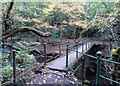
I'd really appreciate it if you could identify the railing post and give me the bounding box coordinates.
[59,41,61,55]
[96,51,102,86]
[76,41,78,58]
[44,43,47,66]
[81,56,85,80]
[13,50,16,86]
[66,42,69,68]
[86,39,87,50]
[82,40,84,53]
[112,54,119,86]
[68,40,70,52]
[88,39,89,48]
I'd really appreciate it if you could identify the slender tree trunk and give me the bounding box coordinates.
[3,1,14,31]
[2,0,14,44]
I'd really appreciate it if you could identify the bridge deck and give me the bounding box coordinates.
[46,42,93,70]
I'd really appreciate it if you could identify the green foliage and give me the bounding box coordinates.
[44,9,67,26]
[12,2,48,18]
[10,2,49,27]
[3,2,88,39]
[87,2,115,20]
[1,51,37,83]
[1,44,38,83]
[3,1,119,40]
[84,2,116,38]
[16,53,36,67]
[2,65,13,82]
[109,1,120,43]
[117,48,120,55]
[51,30,60,38]
[15,41,41,51]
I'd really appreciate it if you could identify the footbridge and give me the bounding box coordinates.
[46,40,94,71]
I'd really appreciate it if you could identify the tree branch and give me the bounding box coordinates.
[2,27,51,39]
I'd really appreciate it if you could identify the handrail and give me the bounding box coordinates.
[16,50,29,54]
[67,42,82,49]
[99,75,120,84]
[70,50,97,59]
[100,58,120,65]
[2,41,65,85]
[2,63,45,85]
[65,39,94,68]
[65,40,120,86]
[73,63,81,74]
[3,39,119,86]
[16,63,42,79]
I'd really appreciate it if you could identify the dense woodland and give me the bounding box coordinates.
[2,1,120,41]
[0,0,120,86]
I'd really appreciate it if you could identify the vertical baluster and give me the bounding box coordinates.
[13,50,16,86]
[59,41,61,55]
[82,40,84,53]
[44,43,47,66]
[96,51,102,86]
[66,42,69,68]
[76,41,78,58]
[86,39,87,50]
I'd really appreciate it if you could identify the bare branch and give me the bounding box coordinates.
[2,27,51,39]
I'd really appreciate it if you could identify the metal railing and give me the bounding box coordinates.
[65,40,83,68]
[2,41,63,86]
[65,39,120,86]
[2,38,72,85]
[3,38,119,86]
[97,56,120,86]
[2,44,46,86]
[65,39,94,69]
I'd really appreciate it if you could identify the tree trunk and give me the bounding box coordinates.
[3,1,14,31]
